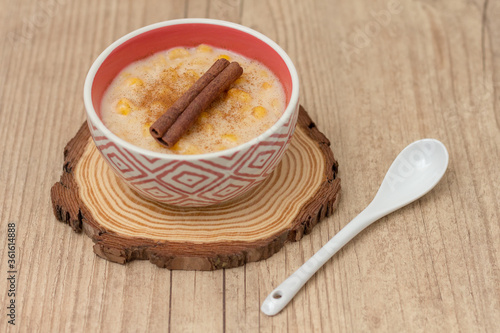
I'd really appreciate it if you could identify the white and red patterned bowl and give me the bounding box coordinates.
[83,19,299,207]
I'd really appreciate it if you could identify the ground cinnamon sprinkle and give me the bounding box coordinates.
[143,79,244,137]
[150,60,243,147]
[138,70,188,125]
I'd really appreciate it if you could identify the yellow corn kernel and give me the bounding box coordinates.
[227,89,252,103]
[185,69,200,80]
[241,105,252,113]
[152,54,167,67]
[271,98,279,108]
[160,68,179,82]
[198,111,210,122]
[222,134,238,142]
[126,77,143,88]
[183,145,201,155]
[170,141,183,152]
[234,77,247,85]
[190,58,208,66]
[152,141,165,150]
[116,98,132,115]
[260,70,269,77]
[168,48,190,60]
[139,65,153,73]
[245,64,258,73]
[197,44,213,53]
[252,106,268,119]
[217,54,231,61]
[142,122,152,137]
[120,72,132,79]
[203,123,214,134]
[262,81,272,89]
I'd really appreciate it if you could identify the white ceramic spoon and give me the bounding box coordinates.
[261,139,449,316]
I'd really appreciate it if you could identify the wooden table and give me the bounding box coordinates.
[1,0,499,331]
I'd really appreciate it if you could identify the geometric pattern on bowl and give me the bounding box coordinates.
[88,105,298,207]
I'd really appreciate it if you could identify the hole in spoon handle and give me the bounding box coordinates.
[272,291,282,299]
[261,275,306,316]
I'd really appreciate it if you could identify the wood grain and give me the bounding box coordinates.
[0,0,499,331]
[50,108,340,270]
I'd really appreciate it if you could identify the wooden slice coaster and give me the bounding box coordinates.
[51,106,341,270]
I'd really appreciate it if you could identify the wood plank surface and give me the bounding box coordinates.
[0,0,499,331]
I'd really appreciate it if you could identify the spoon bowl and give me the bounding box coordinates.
[261,139,449,316]
[371,138,449,216]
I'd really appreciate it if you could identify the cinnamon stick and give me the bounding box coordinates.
[149,58,230,139]
[157,61,243,148]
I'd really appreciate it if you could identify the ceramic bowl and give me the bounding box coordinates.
[83,18,299,207]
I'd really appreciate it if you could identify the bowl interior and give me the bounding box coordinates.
[91,23,294,119]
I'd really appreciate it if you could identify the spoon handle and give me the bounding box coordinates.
[261,206,381,316]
